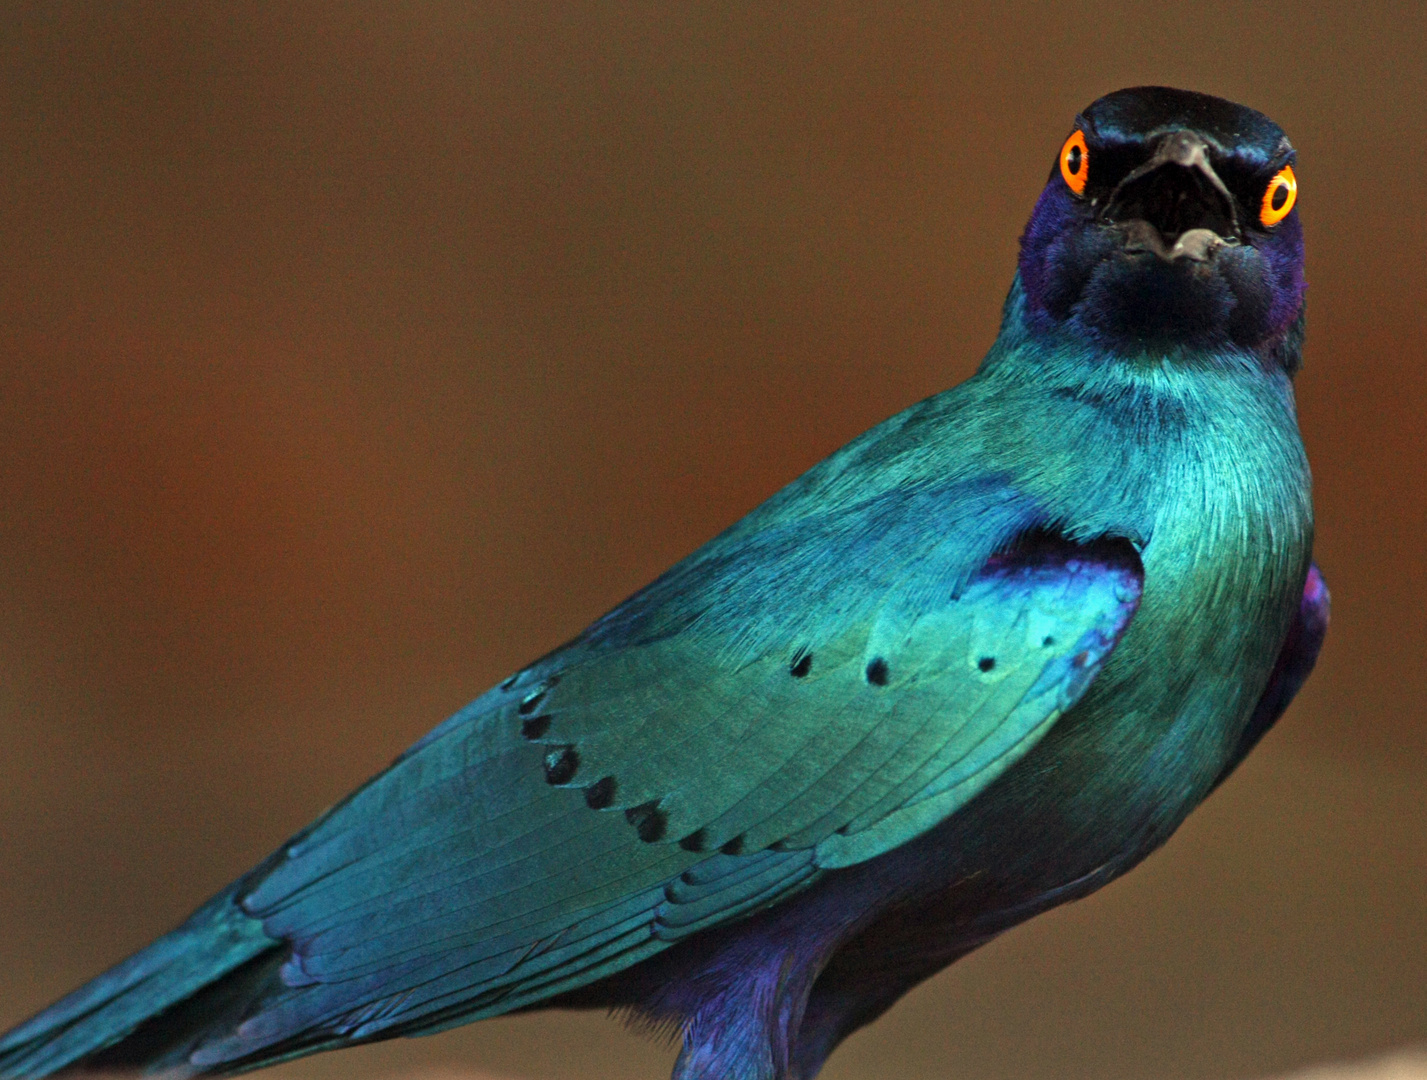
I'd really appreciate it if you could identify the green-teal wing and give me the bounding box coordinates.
[198,489,1141,1065]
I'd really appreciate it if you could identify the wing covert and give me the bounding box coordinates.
[208,490,1142,1066]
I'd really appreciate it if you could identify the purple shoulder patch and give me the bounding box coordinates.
[1216,563,1329,784]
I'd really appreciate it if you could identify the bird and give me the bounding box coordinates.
[0,85,1329,1080]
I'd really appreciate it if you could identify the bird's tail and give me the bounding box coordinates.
[0,883,282,1078]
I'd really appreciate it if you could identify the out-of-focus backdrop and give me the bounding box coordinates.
[1,4,1423,1079]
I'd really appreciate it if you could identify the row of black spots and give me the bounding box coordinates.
[543,746,579,785]
[533,732,639,824]
[625,801,668,843]
[790,649,898,686]
[789,648,813,678]
[675,828,746,855]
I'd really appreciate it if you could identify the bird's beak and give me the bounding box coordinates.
[1101,130,1241,263]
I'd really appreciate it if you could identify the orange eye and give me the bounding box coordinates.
[1260,164,1297,227]
[1059,129,1089,195]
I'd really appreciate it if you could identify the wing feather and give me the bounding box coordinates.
[204,485,1141,1065]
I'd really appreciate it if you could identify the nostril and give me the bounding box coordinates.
[1160,130,1208,167]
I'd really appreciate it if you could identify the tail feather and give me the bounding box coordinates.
[0,887,279,1078]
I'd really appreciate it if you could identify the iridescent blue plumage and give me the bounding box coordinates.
[0,86,1328,1080]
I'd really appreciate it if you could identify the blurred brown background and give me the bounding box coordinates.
[0,4,1423,1079]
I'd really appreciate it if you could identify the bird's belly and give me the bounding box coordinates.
[812,686,1254,992]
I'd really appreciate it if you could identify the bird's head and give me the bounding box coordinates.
[1017,86,1304,364]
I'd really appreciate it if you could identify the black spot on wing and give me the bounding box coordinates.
[543,747,579,785]
[865,657,889,686]
[517,675,561,714]
[584,776,617,809]
[625,801,668,843]
[521,715,552,740]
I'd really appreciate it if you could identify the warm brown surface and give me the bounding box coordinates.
[1281,1052,1427,1080]
[1,5,1423,1080]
